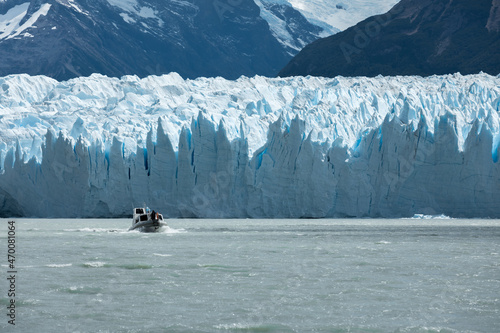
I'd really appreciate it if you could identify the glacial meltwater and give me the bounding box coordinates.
[1,218,499,333]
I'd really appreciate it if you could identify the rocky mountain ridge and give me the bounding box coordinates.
[279,0,500,77]
[0,0,325,80]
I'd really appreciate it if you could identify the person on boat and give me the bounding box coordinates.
[151,209,156,221]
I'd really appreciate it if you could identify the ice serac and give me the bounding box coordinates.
[0,73,499,218]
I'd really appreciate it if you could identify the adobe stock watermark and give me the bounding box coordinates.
[213,0,243,22]
[145,63,164,77]
[340,5,404,64]
[191,167,234,217]
[6,221,17,326]
[233,246,326,329]
[382,127,436,192]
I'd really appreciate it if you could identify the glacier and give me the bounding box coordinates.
[278,0,399,31]
[0,73,499,218]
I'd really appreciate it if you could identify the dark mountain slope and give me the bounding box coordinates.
[0,0,325,80]
[279,0,500,77]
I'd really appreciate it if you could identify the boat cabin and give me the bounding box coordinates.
[133,208,164,224]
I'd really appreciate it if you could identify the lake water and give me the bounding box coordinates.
[1,218,499,333]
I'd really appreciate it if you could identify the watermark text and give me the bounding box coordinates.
[6,220,16,326]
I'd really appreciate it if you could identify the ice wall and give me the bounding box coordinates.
[0,73,499,218]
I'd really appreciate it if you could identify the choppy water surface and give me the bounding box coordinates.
[1,218,499,332]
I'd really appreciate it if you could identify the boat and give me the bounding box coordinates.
[129,207,168,232]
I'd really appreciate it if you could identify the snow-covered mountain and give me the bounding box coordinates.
[1,73,499,218]
[0,0,327,80]
[0,0,404,80]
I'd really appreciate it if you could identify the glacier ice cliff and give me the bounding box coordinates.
[0,73,499,218]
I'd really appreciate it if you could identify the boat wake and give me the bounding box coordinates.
[63,228,128,233]
[127,226,186,234]
[406,214,453,220]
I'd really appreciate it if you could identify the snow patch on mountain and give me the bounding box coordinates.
[0,3,29,40]
[283,0,400,31]
[107,0,163,27]
[56,0,89,16]
[106,0,138,13]
[0,2,51,40]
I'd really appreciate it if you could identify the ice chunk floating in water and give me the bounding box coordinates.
[0,73,499,218]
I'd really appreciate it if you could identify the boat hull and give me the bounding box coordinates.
[129,220,168,232]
